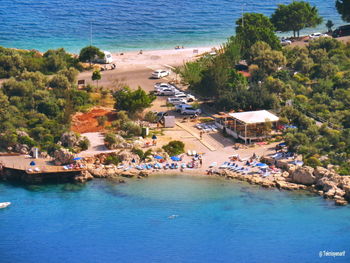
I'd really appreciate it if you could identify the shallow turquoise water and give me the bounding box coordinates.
[0,175,349,263]
[0,0,344,52]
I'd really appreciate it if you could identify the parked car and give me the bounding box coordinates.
[175,104,201,115]
[152,70,170,79]
[332,25,350,38]
[154,82,174,91]
[167,97,187,105]
[174,92,196,102]
[280,39,292,46]
[157,88,177,96]
[308,32,330,39]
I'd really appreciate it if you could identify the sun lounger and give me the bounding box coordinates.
[209,125,217,132]
[243,168,250,174]
[220,162,229,169]
[209,162,217,168]
[195,124,203,129]
[262,172,270,177]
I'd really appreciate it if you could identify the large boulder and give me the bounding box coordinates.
[14,144,30,154]
[314,166,330,179]
[53,148,74,165]
[290,166,316,185]
[316,177,338,192]
[16,130,29,138]
[60,132,79,148]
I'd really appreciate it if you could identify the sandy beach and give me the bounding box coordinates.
[77,46,216,90]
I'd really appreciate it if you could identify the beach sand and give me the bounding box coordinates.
[77,46,216,90]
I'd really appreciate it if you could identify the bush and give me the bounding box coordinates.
[78,137,90,151]
[144,111,157,123]
[104,155,122,165]
[113,86,156,115]
[104,132,117,147]
[18,135,36,147]
[304,156,322,168]
[131,148,153,161]
[97,116,107,127]
[162,140,185,156]
[121,121,142,137]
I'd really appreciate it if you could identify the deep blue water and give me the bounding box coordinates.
[0,0,344,53]
[0,175,349,263]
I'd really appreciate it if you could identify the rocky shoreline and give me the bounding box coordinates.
[75,153,350,206]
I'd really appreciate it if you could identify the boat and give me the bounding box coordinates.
[0,202,11,209]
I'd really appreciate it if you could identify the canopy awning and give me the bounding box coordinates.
[228,110,279,124]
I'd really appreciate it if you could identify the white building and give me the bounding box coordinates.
[213,110,279,144]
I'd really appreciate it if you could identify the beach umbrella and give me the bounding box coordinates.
[73,157,82,161]
[278,142,286,147]
[154,155,163,160]
[152,135,157,140]
[170,156,181,161]
[30,161,36,166]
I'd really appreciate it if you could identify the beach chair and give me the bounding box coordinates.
[219,162,229,169]
[209,162,217,168]
[243,168,250,175]
[262,172,271,177]
[210,125,217,132]
[195,124,203,130]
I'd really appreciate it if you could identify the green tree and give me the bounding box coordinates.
[92,70,102,88]
[43,48,68,72]
[113,86,156,115]
[79,46,104,66]
[236,13,281,57]
[162,140,185,156]
[326,20,334,32]
[97,115,107,127]
[271,1,323,37]
[49,74,71,90]
[336,0,350,22]
[249,42,287,76]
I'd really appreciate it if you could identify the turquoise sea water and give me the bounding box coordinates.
[0,175,349,263]
[0,0,344,53]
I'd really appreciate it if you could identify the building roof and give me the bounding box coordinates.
[228,110,279,124]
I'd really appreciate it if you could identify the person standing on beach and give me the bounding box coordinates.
[199,157,203,167]
[200,131,203,140]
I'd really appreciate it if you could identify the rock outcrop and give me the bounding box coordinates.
[14,144,30,155]
[290,166,316,185]
[74,170,94,183]
[53,148,74,165]
[60,132,80,148]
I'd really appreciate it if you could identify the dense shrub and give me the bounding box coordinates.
[162,141,185,156]
[104,155,122,165]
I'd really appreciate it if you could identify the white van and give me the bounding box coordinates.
[94,51,113,64]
